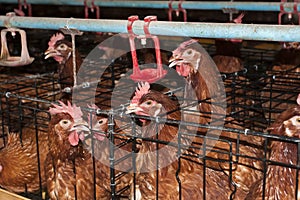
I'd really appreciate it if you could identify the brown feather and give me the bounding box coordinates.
[169,41,264,198]
[0,133,46,193]
[0,111,49,193]
[45,36,82,103]
[46,110,101,200]
[246,106,300,200]
[127,87,234,199]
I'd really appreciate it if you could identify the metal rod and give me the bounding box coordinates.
[0,0,299,12]
[71,34,77,87]
[1,15,300,42]
[108,110,116,198]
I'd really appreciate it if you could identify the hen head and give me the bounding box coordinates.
[86,104,108,142]
[283,114,300,138]
[169,39,202,77]
[283,42,300,50]
[268,94,300,137]
[49,101,89,148]
[44,32,72,64]
[126,82,179,125]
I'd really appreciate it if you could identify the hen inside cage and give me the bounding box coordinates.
[0,29,299,200]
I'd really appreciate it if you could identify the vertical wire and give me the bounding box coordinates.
[296,142,300,199]
[155,121,159,200]
[108,110,116,199]
[4,93,11,145]
[175,125,182,200]
[229,142,236,199]
[90,110,97,200]
[202,136,206,200]
[17,94,29,193]
[73,158,78,200]
[262,137,269,200]
[0,93,5,147]
[131,121,137,200]
[267,76,275,126]
[71,33,77,87]
[34,79,43,199]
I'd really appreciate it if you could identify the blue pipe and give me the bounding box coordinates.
[0,15,299,42]
[0,0,298,12]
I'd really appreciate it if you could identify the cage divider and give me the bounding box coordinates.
[262,136,269,200]
[176,126,182,200]
[155,120,159,200]
[108,110,116,198]
[202,136,206,200]
[131,120,137,200]
[90,111,97,200]
[296,142,300,199]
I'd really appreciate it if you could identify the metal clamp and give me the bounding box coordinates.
[14,0,32,16]
[168,0,187,22]
[127,15,167,83]
[222,8,239,22]
[84,0,100,19]
[278,0,300,25]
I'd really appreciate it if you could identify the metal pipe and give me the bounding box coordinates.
[0,15,300,42]
[0,0,298,12]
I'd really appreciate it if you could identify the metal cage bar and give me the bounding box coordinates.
[0,0,299,12]
[1,16,300,42]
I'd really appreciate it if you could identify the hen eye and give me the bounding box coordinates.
[98,120,104,124]
[57,44,67,50]
[296,118,300,123]
[59,119,71,129]
[145,101,152,105]
[186,50,192,55]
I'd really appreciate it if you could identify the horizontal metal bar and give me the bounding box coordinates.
[0,15,300,42]
[0,0,299,12]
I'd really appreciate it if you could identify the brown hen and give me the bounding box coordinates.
[45,101,102,200]
[44,33,82,102]
[169,40,264,198]
[0,131,47,194]
[246,94,300,200]
[126,82,234,199]
[0,111,49,194]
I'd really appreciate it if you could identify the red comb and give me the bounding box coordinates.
[173,39,198,55]
[49,101,83,121]
[131,82,150,104]
[48,33,65,49]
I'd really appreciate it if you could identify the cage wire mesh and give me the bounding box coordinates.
[0,37,299,199]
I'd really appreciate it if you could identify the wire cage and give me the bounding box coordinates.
[0,33,299,200]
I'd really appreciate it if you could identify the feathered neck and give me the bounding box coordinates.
[58,48,81,71]
[270,139,297,164]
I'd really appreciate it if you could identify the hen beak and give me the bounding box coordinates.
[44,49,60,59]
[169,56,183,68]
[126,104,143,114]
[71,119,90,133]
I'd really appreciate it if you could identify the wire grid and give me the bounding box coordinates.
[0,54,299,199]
